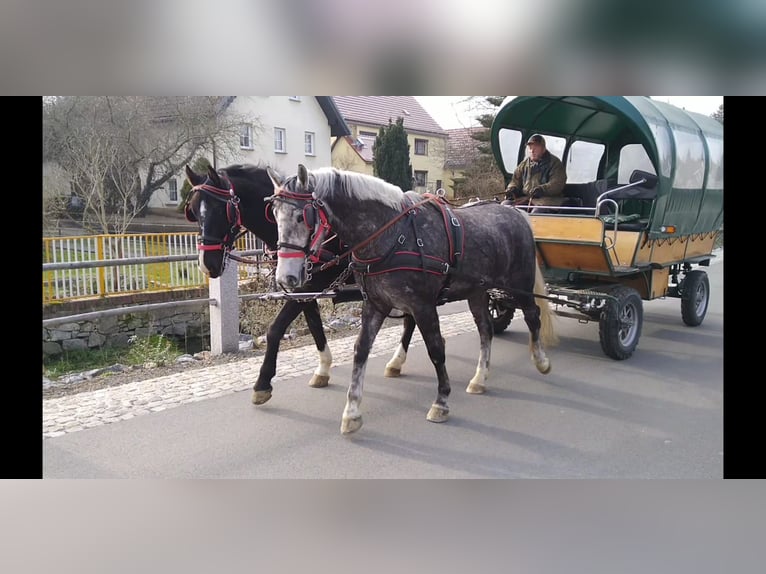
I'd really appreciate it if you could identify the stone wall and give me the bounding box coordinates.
[43,290,211,358]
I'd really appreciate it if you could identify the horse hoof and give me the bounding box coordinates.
[466,382,486,394]
[535,358,551,374]
[426,405,449,423]
[384,366,401,378]
[252,390,272,405]
[341,416,363,434]
[309,374,330,388]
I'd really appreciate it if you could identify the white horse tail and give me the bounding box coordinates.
[534,258,559,347]
[515,206,558,347]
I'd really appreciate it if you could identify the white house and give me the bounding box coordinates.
[149,96,350,209]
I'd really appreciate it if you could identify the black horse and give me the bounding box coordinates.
[267,164,557,434]
[183,163,420,405]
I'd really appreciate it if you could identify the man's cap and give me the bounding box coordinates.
[527,133,545,146]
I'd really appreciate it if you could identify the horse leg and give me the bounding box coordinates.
[520,297,552,374]
[465,291,493,394]
[341,302,388,435]
[410,306,451,423]
[384,313,416,377]
[302,300,332,388]
[252,300,304,405]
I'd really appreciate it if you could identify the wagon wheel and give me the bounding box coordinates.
[599,285,643,360]
[489,296,514,334]
[680,269,710,326]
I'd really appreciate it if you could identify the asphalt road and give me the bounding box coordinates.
[43,259,723,478]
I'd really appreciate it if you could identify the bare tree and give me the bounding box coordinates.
[43,96,259,234]
[711,102,724,125]
[450,97,507,202]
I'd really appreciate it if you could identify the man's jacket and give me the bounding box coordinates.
[506,151,567,206]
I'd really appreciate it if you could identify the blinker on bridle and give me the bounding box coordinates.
[265,182,333,265]
[185,176,245,254]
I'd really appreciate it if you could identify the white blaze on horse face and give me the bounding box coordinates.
[273,201,312,291]
[197,200,211,276]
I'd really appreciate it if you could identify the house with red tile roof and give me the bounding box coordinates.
[331,96,450,196]
[445,126,484,195]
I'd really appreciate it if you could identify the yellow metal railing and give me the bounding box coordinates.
[42,232,269,304]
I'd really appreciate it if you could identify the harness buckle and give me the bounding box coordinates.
[397,234,406,245]
[451,216,460,227]
[442,262,450,274]
[417,238,424,247]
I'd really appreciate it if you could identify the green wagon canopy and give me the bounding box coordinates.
[491,96,723,238]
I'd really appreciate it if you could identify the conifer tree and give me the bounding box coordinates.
[373,117,413,191]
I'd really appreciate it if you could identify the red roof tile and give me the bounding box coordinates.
[445,127,485,168]
[333,96,447,135]
[341,134,376,163]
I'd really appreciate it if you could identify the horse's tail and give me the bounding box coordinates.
[514,206,558,346]
[533,259,559,347]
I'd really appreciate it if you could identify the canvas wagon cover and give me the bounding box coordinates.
[491,96,723,238]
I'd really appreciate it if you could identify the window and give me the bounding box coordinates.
[274,127,286,153]
[304,131,315,156]
[566,141,605,183]
[288,96,301,101]
[414,170,427,187]
[168,178,178,202]
[359,130,377,137]
[414,139,428,155]
[240,124,253,149]
[618,144,655,184]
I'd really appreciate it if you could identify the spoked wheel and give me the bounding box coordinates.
[489,296,514,334]
[680,269,710,326]
[599,285,643,360]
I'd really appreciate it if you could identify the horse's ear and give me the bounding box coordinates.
[185,164,202,186]
[207,166,222,186]
[297,164,309,190]
[267,166,283,188]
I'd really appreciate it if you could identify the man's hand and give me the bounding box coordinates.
[505,186,519,201]
[530,186,544,199]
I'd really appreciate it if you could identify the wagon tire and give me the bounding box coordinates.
[489,297,514,334]
[599,286,643,360]
[680,270,709,327]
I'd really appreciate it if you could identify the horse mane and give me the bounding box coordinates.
[310,167,404,211]
[218,163,279,199]
[220,162,272,182]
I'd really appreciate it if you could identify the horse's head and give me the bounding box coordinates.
[267,164,327,291]
[183,164,242,278]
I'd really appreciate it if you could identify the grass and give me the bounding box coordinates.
[43,334,183,380]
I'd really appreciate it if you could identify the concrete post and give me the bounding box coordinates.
[208,260,239,355]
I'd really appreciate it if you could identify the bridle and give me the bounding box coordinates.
[184,176,247,260]
[265,181,334,274]
[267,177,441,275]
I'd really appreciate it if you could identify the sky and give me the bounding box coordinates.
[415,96,723,130]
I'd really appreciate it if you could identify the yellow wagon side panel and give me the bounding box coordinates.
[611,268,670,300]
[537,243,611,273]
[529,216,604,244]
[604,230,641,268]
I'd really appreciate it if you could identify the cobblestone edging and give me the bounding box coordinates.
[43,310,482,438]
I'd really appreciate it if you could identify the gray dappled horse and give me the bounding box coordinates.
[267,164,556,435]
